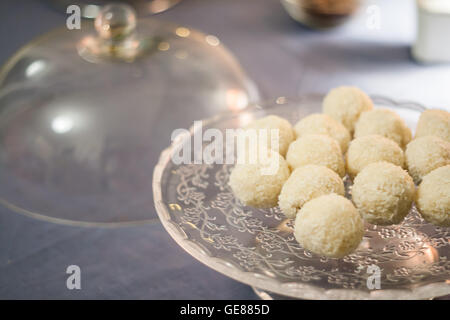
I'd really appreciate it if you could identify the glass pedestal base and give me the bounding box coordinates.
[252,287,299,300]
[251,287,445,300]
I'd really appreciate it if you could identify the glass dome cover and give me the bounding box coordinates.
[0,4,258,226]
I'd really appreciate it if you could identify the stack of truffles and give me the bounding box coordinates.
[229,86,450,258]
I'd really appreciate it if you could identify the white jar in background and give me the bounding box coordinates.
[413,0,450,63]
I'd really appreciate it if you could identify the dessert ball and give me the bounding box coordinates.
[354,108,412,149]
[294,194,364,258]
[416,165,450,227]
[245,115,295,157]
[322,86,374,133]
[294,113,351,152]
[286,134,345,177]
[278,165,345,219]
[405,135,450,184]
[415,109,450,142]
[346,135,405,179]
[352,162,415,225]
[229,150,290,208]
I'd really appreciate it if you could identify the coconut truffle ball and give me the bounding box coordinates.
[352,162,415,225]
[405,135,450,184]
[286,134,345,177]
[354,108,412,149]
[244,115,295,157]
[346,135,405,179]
[416,165,450,227]
[322,86,374,133]
[229,150,290,208]
[294,194,364,258]
[415,109,450,142]
[278,165,345,219]
[294,113,351,152]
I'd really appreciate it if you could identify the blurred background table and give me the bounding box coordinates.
[0,0,449,299]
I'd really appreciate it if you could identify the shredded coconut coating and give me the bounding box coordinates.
[415,109,450,142]
[294,194,364,258]
[322,86,374,133]
[278,165,344,219]
[245,115,295,157]
[352,162,415,225]
[405,135,450,184]
[294,113,351,152]
[229,150,290,208]
[416,165,450,227]
[286,134,345,177]
[346,135,405,179]
[354,108,412,149]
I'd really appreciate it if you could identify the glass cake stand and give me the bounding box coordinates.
[153,94,450,300]
[0,4,258,226]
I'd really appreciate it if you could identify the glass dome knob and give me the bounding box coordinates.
[78,3,150,62]
[95,4,137,41]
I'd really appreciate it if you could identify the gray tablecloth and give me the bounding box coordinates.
[0,0,448,299]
